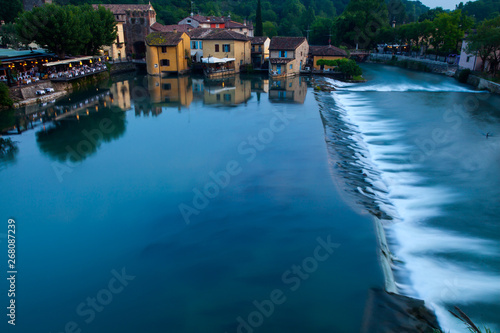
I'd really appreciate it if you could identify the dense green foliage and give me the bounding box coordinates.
[316,58,362,77]
[255,0,264,36]
[0,0,22,24]
[466,16,500,73]
[378,9,474,55]
[460,0,500,22]
[0,82,13,108]
[15,4,116,58]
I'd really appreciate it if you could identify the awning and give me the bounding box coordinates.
[43,56,100,67]
[202,57,235,64]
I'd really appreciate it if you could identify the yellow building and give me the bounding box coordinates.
[146,31,190,75]
[251,36,270,68]
[148,75,193,108]
[309,45,348,71]
[269,37,309,77]
[201,30,251,77]
[92,5,126,61]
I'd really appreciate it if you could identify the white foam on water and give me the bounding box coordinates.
[328,88,500,333]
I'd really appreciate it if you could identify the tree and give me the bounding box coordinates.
[263,21,278,37]
[0,23,22,49]
[316,58,362,78]
[81,5,117,56]
[467,16,500,73]
[15,4,116,59]
[255,0,264,36]
[0,0,22,24]
[310,17,335,45]
[431,10,473,55]
[336,0,389,49]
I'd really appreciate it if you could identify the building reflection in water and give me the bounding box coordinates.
[148,75,193,108]
[269,75,307,104]
[110,80,131,111]
[2,74,310,137]
[202,75,251,106]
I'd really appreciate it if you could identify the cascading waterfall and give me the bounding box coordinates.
[315,66,500,333]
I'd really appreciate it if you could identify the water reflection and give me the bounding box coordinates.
[3,74,310,164]
[148,76,193,108]
[202,76,251,106]
[35,87,127,163]
[269,76,307,104]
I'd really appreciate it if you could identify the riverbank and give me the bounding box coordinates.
[6,62,137,109]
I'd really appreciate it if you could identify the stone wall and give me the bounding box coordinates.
[369,53,457,75]
[467,75,500,94]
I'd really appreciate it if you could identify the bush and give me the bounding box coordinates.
[316,58,362,78]
[458,69,471,84]
[0,82,13,108]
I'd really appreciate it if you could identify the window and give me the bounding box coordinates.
[240,28,242,31]
[191,41,197,49]
[215,44,220,52]
[280,50,287,57]
[224,94,231,101]
[187,19,191,23]
[289,64,293,70]
[289,82,292,87]
[161,46,167,53]
[161,59,170,66]
[163,83,171,90]
[467,56,471,63]
[199,41,203,49]
[216,94,221,101]
[240,60,243,65]
[216,24,220,28]
[223,44,230,52]
[258,46,262,52]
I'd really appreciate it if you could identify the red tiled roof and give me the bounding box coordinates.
[251,36,269,45]
[190,14,226,24]
[225,20,253,29]
[187,28,216,39]
[309,45,347,57]
[91,4,153,15]
[151,23,191,33]
[269,37,307,51]
[145,32,185,46]
[202,29,250,41]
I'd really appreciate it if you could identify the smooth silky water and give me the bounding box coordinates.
[318,64,500,332]
[1,74,383,333]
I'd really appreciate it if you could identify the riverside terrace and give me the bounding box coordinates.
[0,51,110,86]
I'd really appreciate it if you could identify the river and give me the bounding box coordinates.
[0,66,499,333]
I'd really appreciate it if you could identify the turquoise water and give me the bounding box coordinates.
[318,64,500,332]
[2,66,499,333]
[1,75,383,333]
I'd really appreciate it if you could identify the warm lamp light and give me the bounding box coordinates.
[69,64,72,67]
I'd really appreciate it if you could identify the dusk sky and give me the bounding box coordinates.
[417,0,463,10]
